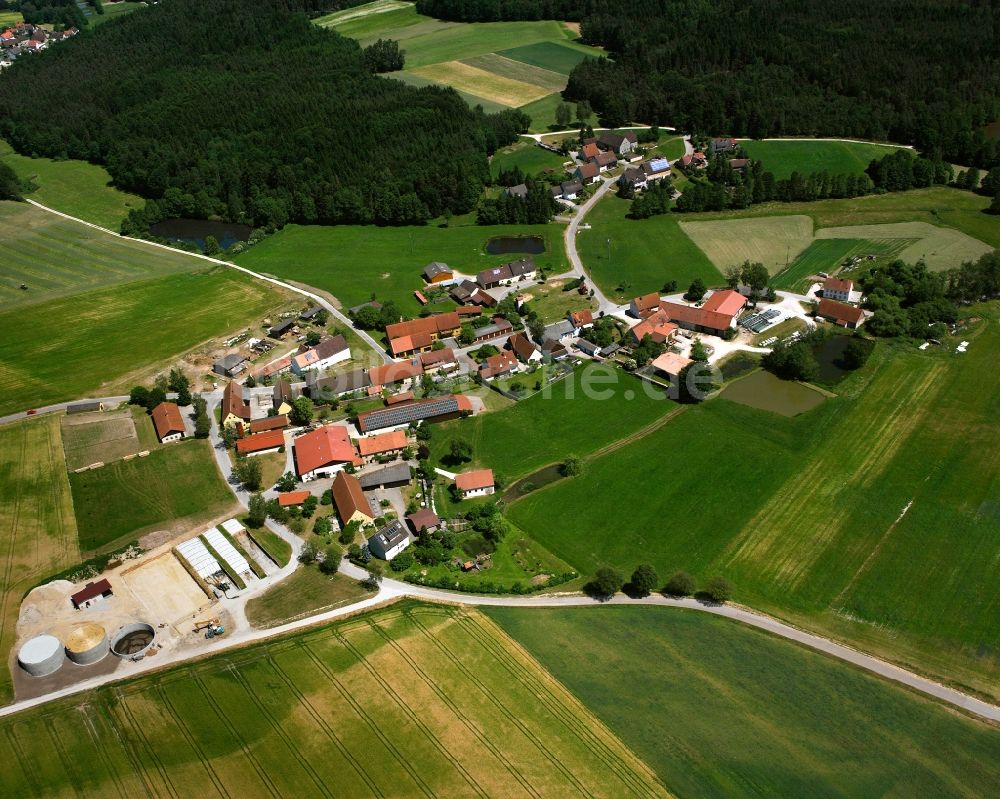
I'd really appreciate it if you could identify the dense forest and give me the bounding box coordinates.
[1,0,88,29]
[0,0,525,229]
[417,0,1000,169]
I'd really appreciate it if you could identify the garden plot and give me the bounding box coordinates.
[61,410,141,471]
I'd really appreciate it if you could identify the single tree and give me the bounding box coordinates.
[128,386,150,408]
[989,191,1000,216]
[276,471,298,492]
[204,235,221,256]
[685,278,707,302]
[527,316,546,341]
[449,438,473,464]
[575,99,592,123]
[665,570,696,596]
[232,455,262,491]
[299,539,319,564]
[305,330,322,346]
[724,264,742,289]
[289,396,314,426]
[555,102,572,127]
[690,338,709,362]
[560,456,582,477]
[459,323,475,346]
[246,492,267,528]
[704,575,734,603]
[841,337,871,370]
[628,564,658,598]
[363,559,384,590]
[319,542,343,574]
[584,567,624,600]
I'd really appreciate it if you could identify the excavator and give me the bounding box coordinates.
[193,617,220,632]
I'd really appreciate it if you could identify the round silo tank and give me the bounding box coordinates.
[65,622,108,666]
[18,634,64,677]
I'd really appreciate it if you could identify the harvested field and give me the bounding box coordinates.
[314,0,410,27]
[815,221,994,272]
[120,551,212,625]
[61,410,141,471]
[410,60,551,106]
[0,603,671,798]
[461,53,568,92]
[679,215,815,275]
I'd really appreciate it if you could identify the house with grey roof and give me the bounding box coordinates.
[358,462,412,490]
[367,520,412,561]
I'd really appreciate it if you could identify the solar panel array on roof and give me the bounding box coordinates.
[204,529,251,575]
[176,538,221,579]
[360,396,461,432]
[739,308,781,333]
[649,158,669,171]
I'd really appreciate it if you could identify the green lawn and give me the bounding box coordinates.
[488,606,1000,799]
[497,41,596,75]
[246,565,373,628]
[0,603,668,797]
[0,267,288,416]
[518,92,567,132]
[234,220,567,315]
[1,142,144,230]
[490,140,571,179]
[429,364,677,480]
[0,9,22,26]
[89,1,146,26]
[509,314,1000,703]
[740,139,908,179]
[577,194,723,298]
[771,237,913,291]
[519,278,596,323]
[70,438,237,552]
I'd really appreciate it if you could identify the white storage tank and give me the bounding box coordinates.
[18,634,64,677]
[65,623,108,666]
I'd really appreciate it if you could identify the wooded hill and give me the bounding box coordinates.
[0,0,522,228]
[417,0,1000,169]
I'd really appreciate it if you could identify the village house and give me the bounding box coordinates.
[386,390,414,406]
[476,258,537,290]
[306,368,371,401]
[252,355,291,382]
[651,352,694,380]
[455,469,495,499]
[278,490,311,508]
[358,394,472,433]
[677,151,708,170]
[629,292,662,318]
[291,333,350,376]
[294,425,360,481]
[332,470,374,527]
[629,309,679,345]
[568,309,595,334]
[817,298,867,329]
[580,142,600,161]
[406,507,440,534]
[593,151,618,172]
[272,379,296,416]
[728,158,751,175]
[221,381,251,429]
[479,349,519,380]
[359,462,412,490]
[710,137,738,155]
[213,353,248,378]
[450,279,496,307]
[367,520,412,561]
[419,347,459,373]
[657,289,747,336]
[822,277,854,302]
[507,331,542,363]
[357,429,409,464]
[386,312,462,357]
[472,316,515,344]
[422,261,455,284]
[236,429,285,457]
[151,401,186,443]
[367,359,424,390]
[642,157,672,181]
[575,162,600,185]
[541,338,569,360]
[597,131,638,155]
[551,179,585,200]
[504,183,529,199]
[618,167,648,192]
[249,414,289,434]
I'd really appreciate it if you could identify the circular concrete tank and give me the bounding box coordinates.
[65,622,108,666]
[18,634,64,677]
[110,623,155,660]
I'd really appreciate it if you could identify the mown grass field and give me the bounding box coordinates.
[0,201,200,307]
[489,606,1000,799]
[0,416,79,705]
[0,603,670,797]
[246,566,373,628]
[815,221,993,272]
[234,220,567,315]
[0,266,287,416]
[386,69,508,112]
[518,92,568,132]
[410,60,551,106]
[0,142,143,230]
[740,139,907,179]
[429,365,677,480]
[510,313,1000,701]
[490,140,570,179]
[519,278,597,323]
[771,237,913,291]
[680,214,815,276]
[578,195,723,298]
[70,438,237,553]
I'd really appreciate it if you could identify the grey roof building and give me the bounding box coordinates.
[213,353,249,378]
[358,462,412,490]
[367,520,412,561]
[306,368,371,401]
[504,183,528,199]
[423,261,453,282]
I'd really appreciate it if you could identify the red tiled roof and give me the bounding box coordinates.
[581,143,599,159]
[385,312,461,342]
[151,402,184,439]
[386,391,414,406]
[630,309,678,344]
[569,309,594,327]
[455,469,494,491]
[222,380,250,420]
[419,348,457,368]
[368,359,424,387]
[577,162,599,179]
[702,289,747,317]
[357,429,408,457]
[294,425,358,475]
[390,330,433,356]
[631,292,661,314]
[278,490,311,507]
[480,350,518,378]
[249,415,288,434]
[817,298,865,325]
[70,579,112,607]
[407,508,440,532]
[823,277,853,293]
[236,429,285,454]
[332,471,372,523]
[651,352,694,377]
[659,301,736,333]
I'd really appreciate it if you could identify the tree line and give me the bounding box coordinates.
[419,0,1000,169]
[0,0,528,231]
[7,0,87,29]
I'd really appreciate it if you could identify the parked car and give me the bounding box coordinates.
[25,409,37,415]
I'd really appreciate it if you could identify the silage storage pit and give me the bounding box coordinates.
[18,634,64,677]
[110,623,155,659]
[65,622,109,666]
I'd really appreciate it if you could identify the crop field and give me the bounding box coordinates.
[0,142,143,230]
[489,606,1000,799]
[579,195,723,297]
[739,139,907,179]
[429,365,677,480]
[69,438,237,553]
[246,566,374,628]
[510,315,1000,701]
[322,3,601,123]
[0,9,22,26]
[679,215,815,275]
[61,410,142,471]
[234,220,567,315]
[815,221,994,272]
[0,267,287,416]
[0,202,202,307]
[0,416,79,705]
[0,603,670,797]
[771,237,913,291]
[490,140,570,180]
[385,70,508,112]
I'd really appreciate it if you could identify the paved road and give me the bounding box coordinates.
[0,395,129,426]
[563,175,619,314]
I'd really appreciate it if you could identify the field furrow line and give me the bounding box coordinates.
[75,703,130,799]
[0,426,26,667]
[365,617,541,799]
[403,610,599,799]
[189,669,281,799]
[154,683,232,799]
[444,611,664,798]
[225,662,336,799]
[298,641,436,799]
[96,694,161,798]
[4,724,46,797]
[43,715,86,799]
[332,628,491,799]
[266,653,385,799]
[114,686,181,799]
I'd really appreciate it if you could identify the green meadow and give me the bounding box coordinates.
[740,138,907,179]
[771,237,913,291]
[0,603,669,798]
[233,220,567,314]
[489,606,1000,799]
[490,140,570,179]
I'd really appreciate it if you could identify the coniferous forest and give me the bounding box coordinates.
[0,0,528,229]
[417,0,1000,169]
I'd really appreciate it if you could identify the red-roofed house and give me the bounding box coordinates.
[221,381,250,429]
[568,309,594,333]
[817,298,866,329]
[575,162,600,184]
[651,352,694,379]
[629,309,679,345]
[151,402,185,443]
[249,415,289,434]
[70,578,113,609]
[580,142,600,161]
[822,277,854,302]
[278,490,311,507]
[629,292,661,318]
[701,289,748,318]
[294,425,360,481]
[357,429,409,463]
[455,469,495,499]
[332,471,373,526]
[479,349,519,380]
[368,359,424,388]
[236,429,285,456]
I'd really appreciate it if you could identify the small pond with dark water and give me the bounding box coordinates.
[150,218,252,251]
[814,334,866,384]
[485,235,545,255]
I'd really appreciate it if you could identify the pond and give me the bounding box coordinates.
[502,463,565,503]
[150,218,252,251]
[814,334,866,384]
[721,369,827,417]
[485,235,545,255]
